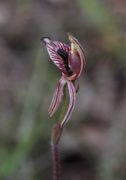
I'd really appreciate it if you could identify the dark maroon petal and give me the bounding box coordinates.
[42,37,70,75]
[48,77,66,117]
[61,80,76,128]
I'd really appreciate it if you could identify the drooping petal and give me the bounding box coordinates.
[49,77,66,117]
[68,33,86,79]
[41,37,70,75]
[61,81,76,128]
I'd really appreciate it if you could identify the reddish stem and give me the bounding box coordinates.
[51,144,60,180]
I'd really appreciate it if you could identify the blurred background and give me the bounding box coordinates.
[0,0,126,179]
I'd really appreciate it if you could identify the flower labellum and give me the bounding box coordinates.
[41,33,86,128]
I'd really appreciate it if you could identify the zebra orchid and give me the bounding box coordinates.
[41,34,85,131]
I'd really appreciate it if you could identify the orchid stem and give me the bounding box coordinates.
[51,88,68,180]
[51,123,62,180]
[52,143,60,180]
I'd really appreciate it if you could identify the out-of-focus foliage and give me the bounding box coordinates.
[0,0,126,179]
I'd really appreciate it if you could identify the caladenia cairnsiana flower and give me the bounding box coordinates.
[41,33,86,180]
[42,33,85,132]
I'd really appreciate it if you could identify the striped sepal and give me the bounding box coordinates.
[61,80,76,128]
[48,77,66,117]
[42,37,70,75]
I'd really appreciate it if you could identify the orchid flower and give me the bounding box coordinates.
[41,33,86,129]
